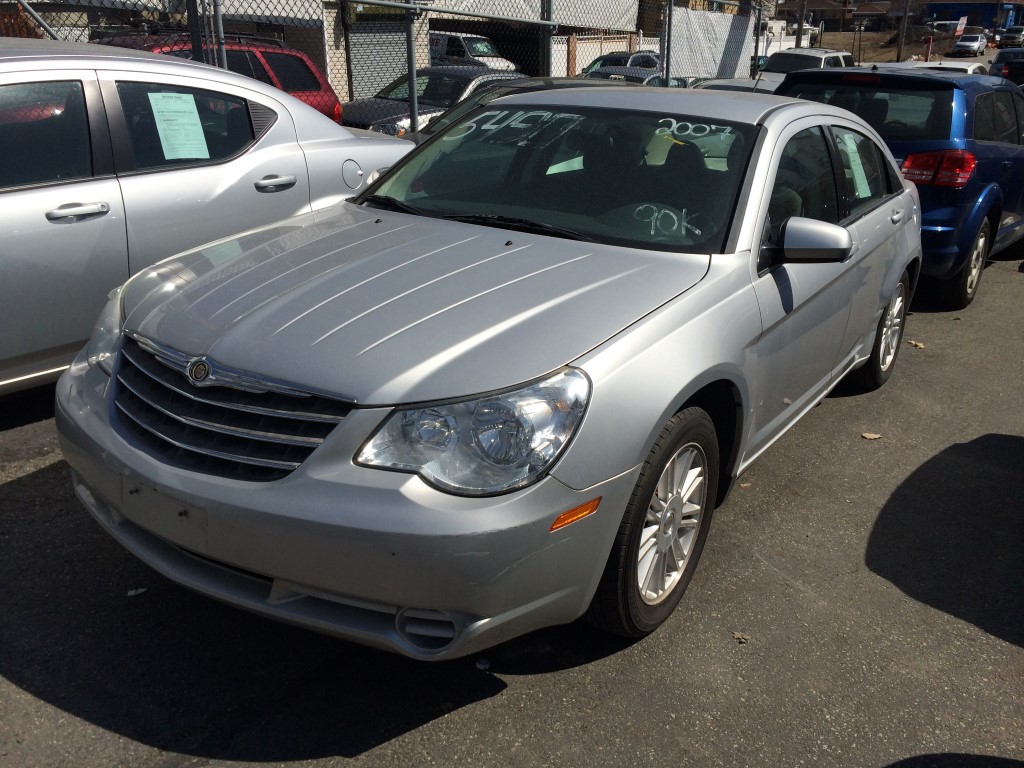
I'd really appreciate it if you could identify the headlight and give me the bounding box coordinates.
[357,368,591,496]
[85,286,124,376]
[372,116,412,138]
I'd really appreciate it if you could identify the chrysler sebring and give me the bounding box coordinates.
[57,88,921,659]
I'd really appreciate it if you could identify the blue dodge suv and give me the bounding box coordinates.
[777,68,1024,308]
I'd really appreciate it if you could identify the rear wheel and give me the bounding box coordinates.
[587,408,719,638]
[852,270,910,391]
[940,219,989,310]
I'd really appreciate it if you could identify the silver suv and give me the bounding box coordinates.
[998,26,1024,48]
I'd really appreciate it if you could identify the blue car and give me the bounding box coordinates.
[777,68,1024,308]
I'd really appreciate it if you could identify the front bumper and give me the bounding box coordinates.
[56,357,638,660]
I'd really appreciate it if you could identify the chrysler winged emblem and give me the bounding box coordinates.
[187,358,212,385]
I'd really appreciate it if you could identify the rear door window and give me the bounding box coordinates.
[262,51,320,91]
[116,82,255,170]
[974,91,1019,144]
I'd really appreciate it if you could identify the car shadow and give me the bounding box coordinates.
[884,756,1024,768]
[0,460,627,760]
[0,383,56,431]
[865,434,1024,648]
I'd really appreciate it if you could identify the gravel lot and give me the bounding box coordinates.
[1,253,1022,768]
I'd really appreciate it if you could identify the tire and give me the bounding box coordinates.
[940,218,989,310]
[587,407,719,638]
[852,269,910,391]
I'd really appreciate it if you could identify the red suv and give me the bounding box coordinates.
[94,32,342,123]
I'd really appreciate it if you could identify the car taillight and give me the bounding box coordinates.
[1001,64,1010,77]
[901,150,977,188]
[333,102,342,124]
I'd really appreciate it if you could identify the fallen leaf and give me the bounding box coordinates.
[908,340,925,349]
[739,482,752,488]
[733,631,751,645]
[862,432,882,440]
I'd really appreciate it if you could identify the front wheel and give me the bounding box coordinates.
[587,407,719,638]
[851,269,910,391]
[939,219,989,309]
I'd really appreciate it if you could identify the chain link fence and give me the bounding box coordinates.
[2,0,762,131]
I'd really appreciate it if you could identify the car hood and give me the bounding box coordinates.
[122,204,710,405]
[342,98,442,127]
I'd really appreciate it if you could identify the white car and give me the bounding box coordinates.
[913,60,989,74]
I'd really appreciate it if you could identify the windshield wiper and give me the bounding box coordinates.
[442,214,597,242]
[361,195,424,215]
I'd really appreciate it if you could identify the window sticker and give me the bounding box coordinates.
[839,132,870,198]
[148,92,209,160]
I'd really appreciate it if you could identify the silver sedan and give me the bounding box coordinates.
[56,88,921,659]
[0,39,412,395]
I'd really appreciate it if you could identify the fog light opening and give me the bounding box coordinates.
[395,608,459,652]
[550,497,601,532]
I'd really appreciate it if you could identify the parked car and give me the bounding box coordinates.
[949,34,988,57]
[988,47,1024,83]
[411,75,642,143]
[776,68,1024,308]
[428,31,516,70]
[997,25,1024,48]
[913,60,988,74]
[341,66,524,137]
[580,50,660,74]
[695,48,856,94]
[0,38,412,395]
[93,31,343,123]
[57,88,920,660]
[582,66,688,87]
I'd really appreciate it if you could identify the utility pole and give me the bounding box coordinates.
[795,0,809,47]
[896,0,912,61]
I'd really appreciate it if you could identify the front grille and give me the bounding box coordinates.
[113,336,352,481]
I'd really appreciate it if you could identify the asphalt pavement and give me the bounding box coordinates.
[1,253,1022,768]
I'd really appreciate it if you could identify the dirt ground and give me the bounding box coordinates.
[814,29,994,63]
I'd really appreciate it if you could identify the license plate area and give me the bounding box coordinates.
[120,479,208,553]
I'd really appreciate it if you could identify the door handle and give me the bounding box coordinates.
[890,209,905,224]
[254,175,297,192]
[45,202,111,221]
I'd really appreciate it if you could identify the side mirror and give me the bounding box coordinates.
[774,216,854,263]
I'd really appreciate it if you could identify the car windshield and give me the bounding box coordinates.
[464,37,500,57]
[377,72,470,108]
[583,54,630,73]
[420,83,521,136]
[761,53,823,73]
[959,35,983,43]
[362,105,754,253]
[779,80,954,141]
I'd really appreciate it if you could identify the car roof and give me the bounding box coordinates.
[0,37,349,128]
[489,86,856,128]
[774,47,852,56]
[0,37,187,64]
[781,66,1010,91]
